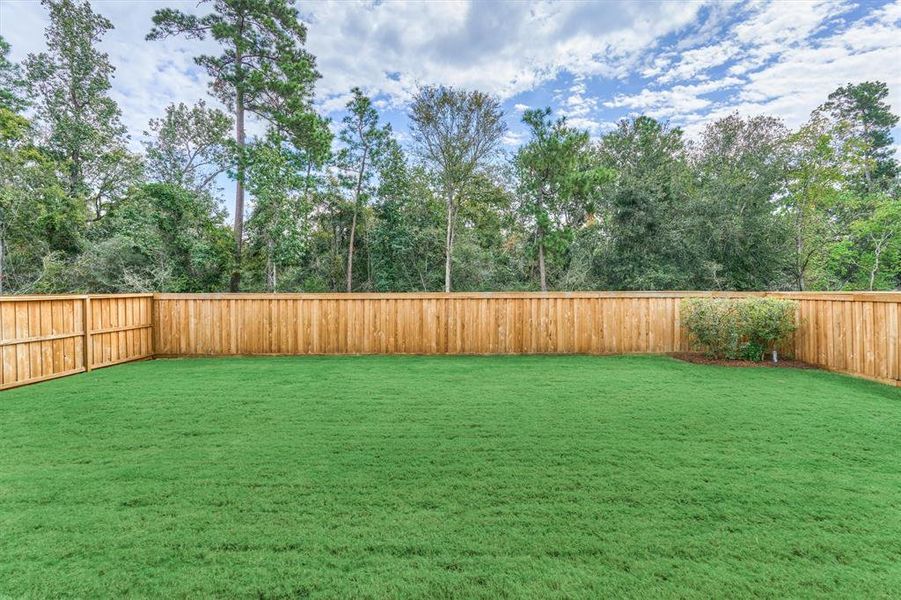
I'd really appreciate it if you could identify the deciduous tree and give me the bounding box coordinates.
[596,117,694,289]
[409,86,505,291]
[0,110,80,293]
[782,115,845,291]
[0,36,26,112]
[244,132,310,291]
[369,142,445,291]
[690,114,791,289]
[514,108,608,290]
[143,101,232,199]
[25,0,139,220]
[72,183,233,292]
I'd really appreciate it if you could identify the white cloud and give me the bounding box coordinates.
[604,78,744,120]
[733,0,851,46]
[657,41,741,84]
[554,79,604,134]
[718,1,899,129]
[502,130,527,147]
[1,0,898,151]
[298,0,705,110]
[611,0,901,138]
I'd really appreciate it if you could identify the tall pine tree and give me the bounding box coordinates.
[148,0,327,291]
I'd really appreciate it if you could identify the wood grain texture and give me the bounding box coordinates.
[3,292,898,389]
[154,292,899,386]
[0,294,153,390]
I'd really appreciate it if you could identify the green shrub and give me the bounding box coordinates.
[741,298,799,360]
[680,298,743,359]
[740,340,766,362]
[680,297,798,361]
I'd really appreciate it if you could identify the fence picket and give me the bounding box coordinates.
[2,292,899,389]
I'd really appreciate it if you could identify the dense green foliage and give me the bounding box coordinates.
[23,0,140,221]
[689,115,791,290]
[681,297,798,360]
[514,108,610,290]
[147,0,326,291]
[1,356,899,597]
[336,88,394,292]
[75,183,233,292]
[408,86,507,292]
[0,0,898,294]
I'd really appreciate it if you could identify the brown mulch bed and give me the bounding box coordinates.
[670,352,818,370]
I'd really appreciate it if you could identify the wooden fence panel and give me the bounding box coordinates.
[87,295,154,369]
[0,294,153,390]
[152,292,899,387]
[0,296,84,389]
[784,295,899,386]
[3,291,898,389]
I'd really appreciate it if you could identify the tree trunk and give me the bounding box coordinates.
[863,122,873,193]
[444,193,454,293]
[70,155,83,213]
[230,39,246,293]
[346,153,367,293]
[869,239,884,291]
[795,208,804,291]
[537,190,549,292]
[266,238,276,292]
[346,210,358,293]
[303,162,313,203]
[538,238,547,292]
[365,229,373,290]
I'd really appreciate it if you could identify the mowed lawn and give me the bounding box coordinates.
[1,356,899,598]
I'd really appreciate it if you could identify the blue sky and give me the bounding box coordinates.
[2,0,900,216]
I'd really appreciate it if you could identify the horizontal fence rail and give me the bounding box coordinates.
[154,292,900,387]
[1,292,898,389]
[0,294,153,390]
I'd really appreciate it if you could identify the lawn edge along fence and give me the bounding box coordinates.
[2,291,899,390]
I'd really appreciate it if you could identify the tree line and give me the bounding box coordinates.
[1,0,898,295]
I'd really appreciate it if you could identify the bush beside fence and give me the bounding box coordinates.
[1,292,899,389]
[681,297,798,361]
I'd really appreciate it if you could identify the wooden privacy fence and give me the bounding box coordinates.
[156,292,899,386]
[0,294,153,390]
[1,292,899,389]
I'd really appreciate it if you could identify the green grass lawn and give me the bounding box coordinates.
[1,356,899,598]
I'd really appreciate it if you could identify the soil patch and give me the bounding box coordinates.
[671,352,818,370]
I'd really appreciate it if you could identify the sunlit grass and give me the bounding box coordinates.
[1,355,899,598]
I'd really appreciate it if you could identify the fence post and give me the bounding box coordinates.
[83,296,92,372]
[151,293,158,357]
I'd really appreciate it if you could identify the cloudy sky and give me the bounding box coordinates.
[2,0,900,212]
